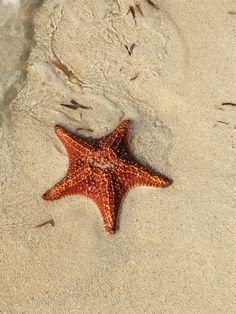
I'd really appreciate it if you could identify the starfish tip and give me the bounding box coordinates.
[124,119,132,126]
[54,124,63,132]
[105,225,115,234]
[42,190,55,201]
[42,192,49,200]
[164,177,173,187]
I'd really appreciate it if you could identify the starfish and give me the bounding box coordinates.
[42,120,172,234]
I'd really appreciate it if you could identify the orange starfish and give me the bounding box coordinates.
[42,120,172,234]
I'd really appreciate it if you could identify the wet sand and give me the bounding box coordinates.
[0,0,236,313]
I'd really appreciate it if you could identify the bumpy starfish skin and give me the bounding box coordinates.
[42,120,172,234]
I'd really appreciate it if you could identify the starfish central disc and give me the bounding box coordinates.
[42,120,172,234]
[89,148,118,170]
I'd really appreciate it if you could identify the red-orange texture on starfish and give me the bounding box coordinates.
[42,120,172,234]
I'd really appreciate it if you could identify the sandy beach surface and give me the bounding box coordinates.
[0,0,236,313]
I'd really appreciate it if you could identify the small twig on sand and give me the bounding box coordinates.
[222,102,236,107]
[60,99,91,110]
[124,43,136,56]
[217,121,229,125]
[136,3,144,16]
[76,127,94,132]
[130,73,139,81]
[52,58,84,88]
[35,219,55,228]
[127,5,137,25]
[146,0,159,10]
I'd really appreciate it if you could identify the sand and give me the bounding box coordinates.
[0,0,236,313]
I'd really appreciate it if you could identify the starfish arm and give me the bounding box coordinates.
[42,165,116,234]
[87,168,116,234]
[54,125,93,166]
[99,120,131,151]
[42,165,92,201]
[113,160,171,200]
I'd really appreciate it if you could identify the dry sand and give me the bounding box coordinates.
[0,0,236,313]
